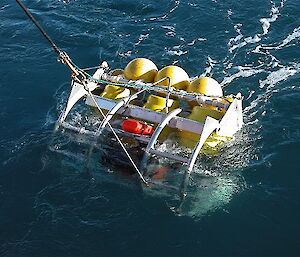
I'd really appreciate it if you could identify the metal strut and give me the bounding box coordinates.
[97,88,146,135]
[188,116,220,171]
[146,108,182,152]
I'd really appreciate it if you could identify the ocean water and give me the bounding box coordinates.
[1,0,300,256]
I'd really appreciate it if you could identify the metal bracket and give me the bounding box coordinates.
[146,108,182,152]
[187,116,220,171]
[58,66,106,124]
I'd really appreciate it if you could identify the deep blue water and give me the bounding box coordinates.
[1,0,300,256]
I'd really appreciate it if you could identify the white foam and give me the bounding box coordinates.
[169,0,180,13]
[161,25,176,37]
[0,4,9,10]
[245,90,256,100]
[228,33,261,53]
[229,41,247,53]
[166,49,187,56]
[134,33,149,46]
[244,35,261,44]
[185,175,243,218]
[118,50,132,57]
[221,66,265,87]
[253,26,300,52]
[259,64,300,88]
[260,5,280,35]
[228,34,243,45]
[243,63,300,117]
[187,40,196,46]
[228,1,285,53]
[280,0,286,8]
[278,26,300,48]
[161,25,176,32]
[202,56,218,76]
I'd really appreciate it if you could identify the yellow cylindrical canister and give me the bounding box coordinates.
[110,69,124,76]
[179,105,225,150]
[143,94,179,112]
[143,94,180,141]
[92,84,131,116]
[100,85,130,100]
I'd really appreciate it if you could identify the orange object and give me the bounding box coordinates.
[151,167,169,180]
[122,119,154,135]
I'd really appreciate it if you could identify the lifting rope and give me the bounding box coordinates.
[16,0,61,56]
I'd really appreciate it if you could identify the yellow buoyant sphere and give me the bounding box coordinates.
[188,77,223,97]
[154,65,190,90]
[124,58,158,83]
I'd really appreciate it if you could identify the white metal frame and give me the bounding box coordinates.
[56,66,243,172]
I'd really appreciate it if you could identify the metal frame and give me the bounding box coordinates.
[56,66,243,175]
[86,95,205,134]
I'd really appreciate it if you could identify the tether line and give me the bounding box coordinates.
[16,0,61,55]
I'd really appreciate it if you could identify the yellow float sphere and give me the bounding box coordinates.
[124,58,158,83]
[154,65,190,90]
[188,77,223,97]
